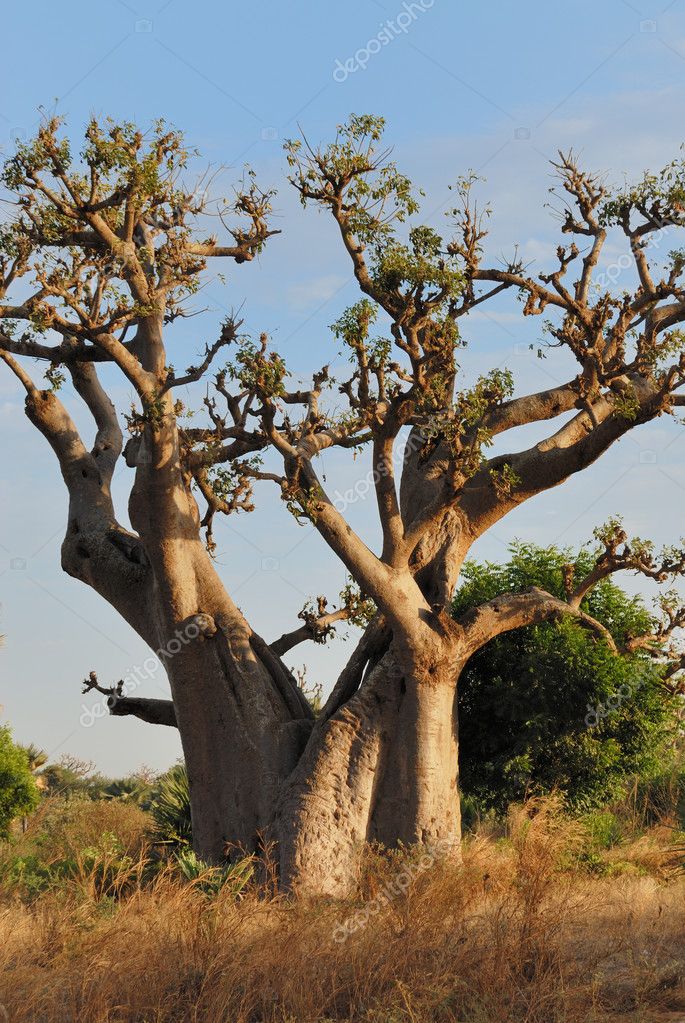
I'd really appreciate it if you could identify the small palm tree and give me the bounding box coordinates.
[149,764,192,848]
[23,744,48,773]
[17,744,48,831]
[103,776,149,805]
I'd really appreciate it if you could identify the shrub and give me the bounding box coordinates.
[27,795,150,860]
[453,543,680,814]
[174,847,254,896]
[0,725,40,838]
[0,795,150,901]
[149,763,192,848]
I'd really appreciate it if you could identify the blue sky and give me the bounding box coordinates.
[2,0,685,775]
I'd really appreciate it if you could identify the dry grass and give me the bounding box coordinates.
[0,799,683,1022]
[23,798,151,860]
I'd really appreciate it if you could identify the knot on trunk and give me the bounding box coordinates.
[123,436,153,468]
[180,612,217,640]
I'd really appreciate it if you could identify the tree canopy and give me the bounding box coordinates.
[453,543,680,814]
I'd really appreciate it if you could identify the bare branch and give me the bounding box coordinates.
[456,586,617,659]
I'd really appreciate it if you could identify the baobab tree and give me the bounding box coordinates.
[2,113,685,894]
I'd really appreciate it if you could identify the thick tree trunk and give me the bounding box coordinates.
[276,650,400,895]
[164,633,309,861]
[367,646,461,850]
[135,538,313,862]
[123,409,312,859]
[275,435,471,895]
[277,628,463,895]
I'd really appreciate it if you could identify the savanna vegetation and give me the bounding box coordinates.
[1,547,684,1021]
[0,787,683,1022]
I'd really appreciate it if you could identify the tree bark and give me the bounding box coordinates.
[274,438,472,895]
[366,642,461,850]
[129,528,313,861]
[277,622,463,895]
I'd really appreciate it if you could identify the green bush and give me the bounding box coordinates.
[175,847,254,897]
[1,853,53,899]
[582,811,623,850]
[453,543,680,815]
[149,763,192,848]
[0,725,40,838]
[0,825,147,902]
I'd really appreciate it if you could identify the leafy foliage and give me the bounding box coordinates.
[175,847,254,897]
[0,726,40,838]
[148,763,192,848]
[453,544,679,815]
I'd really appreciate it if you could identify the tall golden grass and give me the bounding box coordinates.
[0,798,683,1022]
